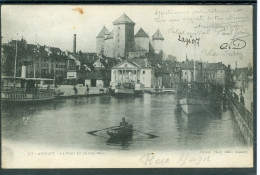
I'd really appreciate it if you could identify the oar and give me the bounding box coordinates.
[87,126,120,135]
[133,129,158,138]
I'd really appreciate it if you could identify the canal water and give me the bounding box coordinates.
[2,94,247,151]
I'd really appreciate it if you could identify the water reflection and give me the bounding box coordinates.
[2,94,247,150]
[106,137,133,150]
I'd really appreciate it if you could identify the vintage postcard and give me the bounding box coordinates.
[1,5,254,168]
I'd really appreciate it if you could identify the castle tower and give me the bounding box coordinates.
[134,28,150,52]
[113,14,135,58]
[96,26,110,54]
[152,29,164,53]
[104,31,114,58]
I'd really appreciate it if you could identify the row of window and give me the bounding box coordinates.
[56,64,66,68]
[183,71,223,77]
[55,70,65,74]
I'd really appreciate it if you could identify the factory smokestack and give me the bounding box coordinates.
[73,34,76,54]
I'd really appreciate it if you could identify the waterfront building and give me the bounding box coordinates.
[111,58,157,88]
[1,38,69,83]
[154,61,181,88]
[85,69,110,88]
[180,59,232,89]
[96,14,164,60]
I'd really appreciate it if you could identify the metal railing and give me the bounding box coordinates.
[1,86,56,93]
[227,92,253,132]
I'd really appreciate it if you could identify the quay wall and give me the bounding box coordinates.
[59,85,107,95]
[228,93,253,145]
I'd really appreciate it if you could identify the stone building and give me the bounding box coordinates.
[1,38,68,83]
[96,13,164,59]
[110,58,156,88]
[151,29,164,54]
[113,14,135,58]
[180,59,232,89]
[96,26,110,55]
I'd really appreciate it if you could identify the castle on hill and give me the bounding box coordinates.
[96,13,164,59]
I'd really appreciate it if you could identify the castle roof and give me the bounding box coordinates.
[96,26,110,38]
[105,30,114,40]
[135,28,149,38]
[113,13,135,25]
[152,29,164,40]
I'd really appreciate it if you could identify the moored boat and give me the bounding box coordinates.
[176,82,223,115]
[179,97,211,114]
[111,82,144,97]
[1,76,58,103]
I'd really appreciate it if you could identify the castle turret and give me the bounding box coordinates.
[134,28,149,52]
[104,31,114,58]
[96,26,110,54]
[152,29,164,53]
[113,14,135,58]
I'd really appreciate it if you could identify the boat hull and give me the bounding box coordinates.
[115,88,135,94]
[180,98,211,115]
[113,89,143,97]
[1,92,56,103]
[107,126,133,139]
[107,130,133,140]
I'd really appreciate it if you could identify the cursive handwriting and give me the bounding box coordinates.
[140,153,170,166]
[178,35,200,47]
[220,38,246,49]
[176,153,211,166]
[201,49,219,57]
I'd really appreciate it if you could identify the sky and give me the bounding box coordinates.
[2,5,253,68]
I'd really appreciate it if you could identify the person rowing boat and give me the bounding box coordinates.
[88,118,158,138]
[107,118,133,139]
[120,117,128,127]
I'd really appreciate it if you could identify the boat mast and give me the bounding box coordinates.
[193,57,196,82]
[34,33,37,78]
[14,33,18,77]
[193,40,196,83]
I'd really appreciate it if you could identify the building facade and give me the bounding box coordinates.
[180,59,231,89]
[1,38,74,83]
[110,58,155,88]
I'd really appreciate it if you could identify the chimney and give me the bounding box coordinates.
[73,34,76,54]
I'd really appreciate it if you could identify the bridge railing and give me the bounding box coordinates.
[227,92,253,132]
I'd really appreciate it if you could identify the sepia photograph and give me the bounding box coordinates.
[1,5,254,168]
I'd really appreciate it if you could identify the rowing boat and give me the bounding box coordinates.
[107,124,133,139]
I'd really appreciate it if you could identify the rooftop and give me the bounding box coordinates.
[105,30,114,40]
[96,26,110,38]
[135,28,149,38]
[152,29,164,40]
[113,13,135,25]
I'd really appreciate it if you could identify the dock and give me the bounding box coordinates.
[55,86,108,99]
[56,93,106,99]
